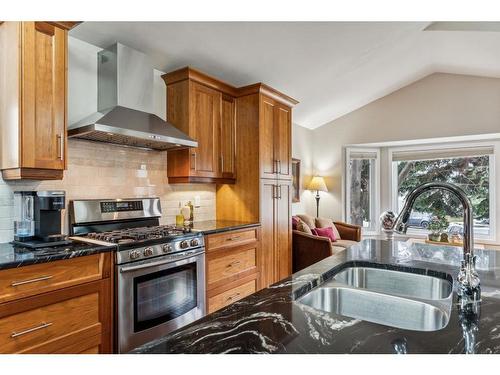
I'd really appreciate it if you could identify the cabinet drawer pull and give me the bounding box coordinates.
[11,275,53,287]
[11,322,53,338]
[278,185,282,200]
[191,152,197,170]
[226,236,241,241]
[277,159,282,174]
[226,260,241,268]
[221,155,224,172]
[226,292,241,302]
[57,134,64,160]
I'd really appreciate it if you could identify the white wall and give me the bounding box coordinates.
[306,73,500,222]
[291,123,316,216]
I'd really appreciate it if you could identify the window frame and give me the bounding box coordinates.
[344,147,381,235]
[388,141,496,241]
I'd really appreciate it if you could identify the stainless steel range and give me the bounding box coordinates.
[69,198,206,353]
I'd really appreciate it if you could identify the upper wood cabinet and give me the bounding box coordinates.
[220,94,236,178]
[163,68,236,184]
[259,95,292,180]
[0,22,77,180]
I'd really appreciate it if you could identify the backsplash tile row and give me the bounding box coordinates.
[0,139,216,243]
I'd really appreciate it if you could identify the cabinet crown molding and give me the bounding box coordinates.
[162,66,299,107]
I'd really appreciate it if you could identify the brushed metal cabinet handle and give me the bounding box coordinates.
[278,159,282,174]
[221,155,224,172]
[11,322,53,338]
[191,152,197,170]
[11,275,53,287]
[226,260,241,268]
[226,236,241,241]
[226,292,241,302]
[57,134,64,160]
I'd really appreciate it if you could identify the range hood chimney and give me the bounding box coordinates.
[68,43,197,150]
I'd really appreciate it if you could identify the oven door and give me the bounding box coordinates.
[117,251,205,353]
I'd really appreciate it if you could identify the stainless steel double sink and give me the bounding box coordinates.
[297,265,454,331]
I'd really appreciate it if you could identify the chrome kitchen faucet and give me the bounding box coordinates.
[385,182,481,303]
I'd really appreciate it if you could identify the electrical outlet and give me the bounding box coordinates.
[194,195,201,208]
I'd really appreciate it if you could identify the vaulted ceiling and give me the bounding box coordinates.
[71,22,500,129]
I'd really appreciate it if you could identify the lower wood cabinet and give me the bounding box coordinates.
[205,226,261,314]
[0,253,112,354]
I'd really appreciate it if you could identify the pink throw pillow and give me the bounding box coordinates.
[291,216,300,230]
[311,226,337,242]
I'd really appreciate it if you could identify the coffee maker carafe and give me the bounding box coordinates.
[13,191,71,248]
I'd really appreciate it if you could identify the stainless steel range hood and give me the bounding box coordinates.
[68,43,197,150]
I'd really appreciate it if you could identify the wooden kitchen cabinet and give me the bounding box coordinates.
[163,68,236,184]
[0,21,77,180]
[220,94,236,179]
[205,226,261,313]
[259,96,292,180]
[0,253,112,354]
[259,180,292,288]
[217,84,297,289]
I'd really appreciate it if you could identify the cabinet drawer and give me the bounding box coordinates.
[0,253,108,304]
[206,228,257,251]
[208,280,256,313]
[0,292,101,353]
[207,247,256,286]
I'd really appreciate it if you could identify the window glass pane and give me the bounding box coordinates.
[395,155,490,237]
[349,157,376,231]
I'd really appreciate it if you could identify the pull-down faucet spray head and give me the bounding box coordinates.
[388,182,480,302]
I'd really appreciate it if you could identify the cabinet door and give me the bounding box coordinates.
[259,96,277,179]
[259,180,277,288]
[276,181,292,281]
[274,104,292,180]
[220,94,236,179]
[190,82,221,177]
[21,22,66,171]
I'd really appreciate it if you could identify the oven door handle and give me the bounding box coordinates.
[119,253,201,273]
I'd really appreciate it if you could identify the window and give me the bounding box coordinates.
[345,148,379,234]
[391,146,494,239]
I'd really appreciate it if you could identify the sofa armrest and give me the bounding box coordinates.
[292,230,332,273]
[333,221,362,242]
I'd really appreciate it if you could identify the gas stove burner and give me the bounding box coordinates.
[84,225,193,244]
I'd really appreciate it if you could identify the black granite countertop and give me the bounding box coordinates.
[0,241,116,270]
[189,220,260,235]
[132,239,500,354]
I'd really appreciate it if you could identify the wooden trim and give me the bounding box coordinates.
[1,167,64,180]
[46,22,81,31]
[162,66,299,108]
[238,83,299,107]
[167,176,235,184]
[162,66,239,97]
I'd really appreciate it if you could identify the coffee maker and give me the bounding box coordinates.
[13,191,71,248]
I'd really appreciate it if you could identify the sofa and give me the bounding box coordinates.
[292,214,362,272]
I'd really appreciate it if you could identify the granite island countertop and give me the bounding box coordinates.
[189,220,260,235]
[132,239,500,354]
[0,241,116,270]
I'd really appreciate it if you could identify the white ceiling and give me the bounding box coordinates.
[70,22,500,129]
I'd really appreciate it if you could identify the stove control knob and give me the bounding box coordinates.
[190,239,199,247]
[129,250,141,260]
[143,247,154,257]
[162,244,173,253]
[180,240,189,249]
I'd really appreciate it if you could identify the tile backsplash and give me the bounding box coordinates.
[0,139,216,243]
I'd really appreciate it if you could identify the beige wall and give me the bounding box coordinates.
[306,73,500,220]
[291,123,316,216]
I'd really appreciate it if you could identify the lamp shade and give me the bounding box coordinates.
[308,176,328,192]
